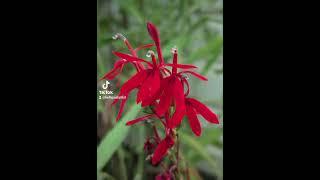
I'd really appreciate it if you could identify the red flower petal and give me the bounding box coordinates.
[169,110,185,129]
[147,22,160,44]
[186,105,201,136]
[120,70,148,94]
[168,77,186,128]
[100,59,126,80]
[155,78,172,116]
[112,70,147,116]
[140,80,162,107]
[126,114,154,126]
[137,70,161,106]
[187,98,219,124]
[135,43,154,51]
[165,63,197,69]
[152,136,174,165]
[113,51,153,66]
[116,98,127,122]
[179,71,208,81]
[147,22,164,64]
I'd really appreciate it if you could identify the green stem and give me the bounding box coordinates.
[117,148,128,180]
[176,133,180,177]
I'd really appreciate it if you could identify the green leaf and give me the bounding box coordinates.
[118,0,144,24]
[97,49,107,78]
[187,35,223,66]
[162,36,188,60]
[179,132,218,170]
[201,35,223,75]
[97,103,141,172]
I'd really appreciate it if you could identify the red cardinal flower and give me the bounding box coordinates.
[100,33,154,80]
[152,134,174,165]
[155,173,172,180]
[156,47,208,129]
[184,97,219,136]
[99,22,222,180]
[110,50,161,121]
[111,22,199,121]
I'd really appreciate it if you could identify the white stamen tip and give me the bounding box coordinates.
[112,33,126,41]
[171,46,177,54]
[146,50,155,57]
[182,74,189,80]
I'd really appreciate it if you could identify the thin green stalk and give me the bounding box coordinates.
[117,148,128,180]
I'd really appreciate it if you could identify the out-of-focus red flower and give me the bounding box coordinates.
[144,138,155,153]
[152,134,174,165]
[110,22,198,121]
[156,47,208,129]
[155,172,172,180]
[155,165,176,180]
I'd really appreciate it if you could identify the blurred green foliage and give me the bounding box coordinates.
[97,0,223,179]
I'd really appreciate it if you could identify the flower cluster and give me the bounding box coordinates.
[101,22,219,178]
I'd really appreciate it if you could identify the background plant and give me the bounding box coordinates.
[97,0,223,179]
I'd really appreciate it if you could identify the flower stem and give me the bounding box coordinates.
[153,125,161,143]
[176,133,180,176]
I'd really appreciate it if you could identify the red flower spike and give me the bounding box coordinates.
[187,98,219,124]
[126,114,155,126]
[152,135,174,165]
[147,22,164,64]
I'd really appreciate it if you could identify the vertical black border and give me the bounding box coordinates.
[224,1,319,179]
[2,1,97,179]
